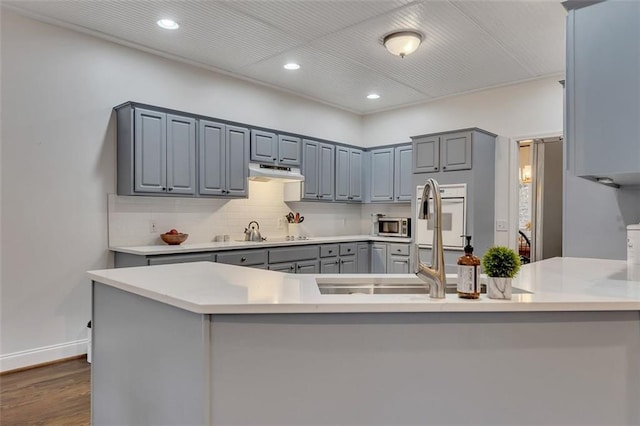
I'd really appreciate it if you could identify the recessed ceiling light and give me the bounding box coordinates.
[367,94,381,100]
[157,19,180,30]
[284,63,300,70]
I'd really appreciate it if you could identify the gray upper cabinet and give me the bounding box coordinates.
[441,131,472,172]
[413,136,439,173]
[567,1,640,185]
[370,148,395,202]
[369,144,412,203]
[251,130,301,167]
[302,139,334,201]
[118,105,196,196]
[278,135,301,166]
[412,130,477,174]
[336,147,363,202]
[394,145,413,201]
[199,120,249,197]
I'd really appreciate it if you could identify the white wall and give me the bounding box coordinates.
[0,10,362,371]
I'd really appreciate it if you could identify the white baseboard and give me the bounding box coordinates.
[1,339,88,372]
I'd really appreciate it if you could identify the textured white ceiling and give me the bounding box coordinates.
[3,0,567,114]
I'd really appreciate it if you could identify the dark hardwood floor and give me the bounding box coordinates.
[1,357,90,425]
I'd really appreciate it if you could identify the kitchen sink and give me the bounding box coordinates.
[316,276,531,296]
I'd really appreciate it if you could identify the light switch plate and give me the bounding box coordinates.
[496,220,508,232]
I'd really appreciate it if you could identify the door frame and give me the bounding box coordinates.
[507,132,563,254]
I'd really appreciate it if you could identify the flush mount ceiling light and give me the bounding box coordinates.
[366,93,380,100]
[383,30,423,58]
[284,63,300,70]
[157,19,179,30]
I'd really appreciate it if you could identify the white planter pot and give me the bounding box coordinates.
[487,277,512,300]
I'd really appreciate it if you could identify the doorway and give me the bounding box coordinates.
[517,136,563,263]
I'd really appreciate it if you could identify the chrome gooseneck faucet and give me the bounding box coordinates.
[415,178,447,298]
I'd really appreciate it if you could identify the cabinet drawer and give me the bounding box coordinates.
[339,243,357,256]
[388,244,410,256]
[269,245,319,264]
[268,262,296,273]
[320,244,339,258]
[216,249,266,266]
[148,253,214,266]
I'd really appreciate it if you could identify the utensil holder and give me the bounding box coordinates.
[288,223,301,238]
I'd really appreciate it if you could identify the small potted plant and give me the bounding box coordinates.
[482,246,521,299]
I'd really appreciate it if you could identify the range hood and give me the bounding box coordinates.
[248,163,304,182]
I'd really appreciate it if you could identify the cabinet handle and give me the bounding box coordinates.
[241,257,246,262]
[280,159,284,162]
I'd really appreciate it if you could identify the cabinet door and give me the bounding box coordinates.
[394,145,413,202]
[134,108,166,193]
[296,260,319,274]
[250,130,277,164]
[166,114,196,195]
[301,139,319,200]
[370,148,395,202]
[388,255,410,274]
[413,136,439,173]
[148,253,214,265]
[321,258,340,274]
[226,126,250,197]
[198,120,225,196]
[335,146,350,201]
[349,149,363,201]
[269,262,296,273]
[371,243,387,274]
[278,135,301,166]
[339,255,357,274]
[441,131,472,171]
[356,243,370,273]
[318,143,335,201]
[572,1,640,177]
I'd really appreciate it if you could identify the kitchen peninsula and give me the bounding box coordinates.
[88,258,640,425]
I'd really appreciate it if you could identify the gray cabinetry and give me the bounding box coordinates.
[388,255,411,274]
[412,131,472,173]
[117,105,196,196]
[371,243,388,274]
[148,253,214,266]
[370,148,395,202]
[320,258,340,274]
[566,1,640,185]
[251,130,301,167]
[370,144,413,203]
[336,147,363,202]
[199,121,250,197]
[217,249,266,268]
[357,243,370,273]
[302,139,335,201]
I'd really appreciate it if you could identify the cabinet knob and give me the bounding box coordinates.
[241,257,246,262]
[328,250,333,254]
[162,187,167,191]
[280,159,284,162]
[340,260,345,264]
[168,187,174,192]
[272,158,277,161]
[434,167,438,171]
[319,195,323,199]
[389,197,393,200]
[296,265,301,269]
[442,166,447,170]
[347,249,351,252]
[292,265,297,270]
[335,260,340,264]
[396,196,400,200]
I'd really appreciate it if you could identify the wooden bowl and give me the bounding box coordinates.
[160,233,188,245]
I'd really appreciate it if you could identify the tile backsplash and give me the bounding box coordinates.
[108,181,406,246]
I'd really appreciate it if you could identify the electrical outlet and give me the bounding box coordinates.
[496,220,508,232]
[277,218,284,229]
[150,220,157,234]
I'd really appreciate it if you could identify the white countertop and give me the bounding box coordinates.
[87,257,640,314]
[110,235,412,255]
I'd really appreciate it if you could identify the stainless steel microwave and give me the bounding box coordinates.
[377,217,411,237]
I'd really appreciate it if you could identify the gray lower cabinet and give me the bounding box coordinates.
[117,105,197,196]
[412,130,475,173]
[339,255,357,273]
[269,262,296,273]
[357,243,370,273]
[388,255,410,274]
[371,243,388,274]
[148,253,215,266]
[566,1,640,185]
[216,249,267,268]
[302,139,335,201]
[269,260,319,274]
[336,147,363,202]
[320,258,340,273]
[199,120,250,197]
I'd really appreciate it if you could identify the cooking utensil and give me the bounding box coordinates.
[298,216,304,223]
[286,212,295,223]
[295,213,300,223]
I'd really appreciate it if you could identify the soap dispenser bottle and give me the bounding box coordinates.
[457,235,481,299]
